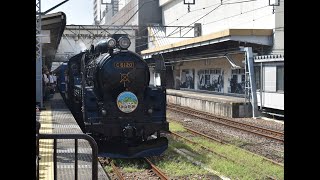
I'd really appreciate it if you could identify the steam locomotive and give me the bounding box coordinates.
[56,34,169,158]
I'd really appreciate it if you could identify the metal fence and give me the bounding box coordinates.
[38,134,98,180]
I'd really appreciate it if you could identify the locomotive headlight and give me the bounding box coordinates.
[107,38,116,49]
[148,108,153,114]
[118,36,131,49]
[108,38,117,48]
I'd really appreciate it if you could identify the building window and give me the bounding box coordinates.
[277,66,284,92]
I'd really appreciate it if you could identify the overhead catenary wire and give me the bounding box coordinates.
[203,4,269,25]
[81,0,262,47]
[94,0,141,37]
[137,0,264,48]
[112,0,156,35]
[136,3,223,48]
[74,0,282,50]
[84,0,157,46]
[146,0,236,46]
[136,0,275,49]
[112,8,284,48]
[72,0,151,46]
[154,0,259,40]
[180,4,223,37]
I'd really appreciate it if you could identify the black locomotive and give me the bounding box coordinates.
[57,34,169,158]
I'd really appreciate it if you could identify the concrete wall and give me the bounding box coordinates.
[119,0,132,10]
[272,1,284,54]
[166,93,251,118]
[103,0,162,26]
[159,0,173,6]
[159,0,276,45]
[104,0,139,25]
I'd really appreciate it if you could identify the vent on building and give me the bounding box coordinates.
[194,23,202,37]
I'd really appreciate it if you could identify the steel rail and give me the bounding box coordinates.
[168,122,284,167]
[167,104,284,142]
[144,158,169,180]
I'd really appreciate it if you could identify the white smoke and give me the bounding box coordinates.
[75,41,88,53]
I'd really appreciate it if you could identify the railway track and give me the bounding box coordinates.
[101,157,169,180]
[145,158,169,180]
[169,131,283,178]
[167,103,284,142]
[169,131,231,161]
[169,129,284,167]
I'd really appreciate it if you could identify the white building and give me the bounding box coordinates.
[93,0,106,24]
[141,0,284,116]
[93,0,133,25]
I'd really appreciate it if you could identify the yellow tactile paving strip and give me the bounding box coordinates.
[39,103,54,180]
[37,93,109,179]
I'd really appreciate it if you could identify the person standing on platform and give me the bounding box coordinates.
[42,70,49,101]
[48,72,55,95]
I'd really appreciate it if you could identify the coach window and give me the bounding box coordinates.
[263,66,276,92]
[276,66,284,92]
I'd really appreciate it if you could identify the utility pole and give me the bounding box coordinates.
[243,47,259,118]
[36,0,43,108]
[36,0,69,108]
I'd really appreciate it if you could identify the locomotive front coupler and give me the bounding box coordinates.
[123,124,136,140]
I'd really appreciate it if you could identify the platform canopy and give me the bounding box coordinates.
[141,29,273,62]
[41,12,66,70]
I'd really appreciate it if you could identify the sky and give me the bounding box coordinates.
[41,0,94,25]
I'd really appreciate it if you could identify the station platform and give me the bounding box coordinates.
[167,89,252,118]
[38,93,109,180]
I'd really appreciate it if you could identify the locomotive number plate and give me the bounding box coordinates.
[114,62,135,68]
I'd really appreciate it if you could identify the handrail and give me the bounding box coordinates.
[38,133,98,180]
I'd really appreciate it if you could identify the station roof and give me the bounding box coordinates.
[141,29,273,59]
[41,12,66,69]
